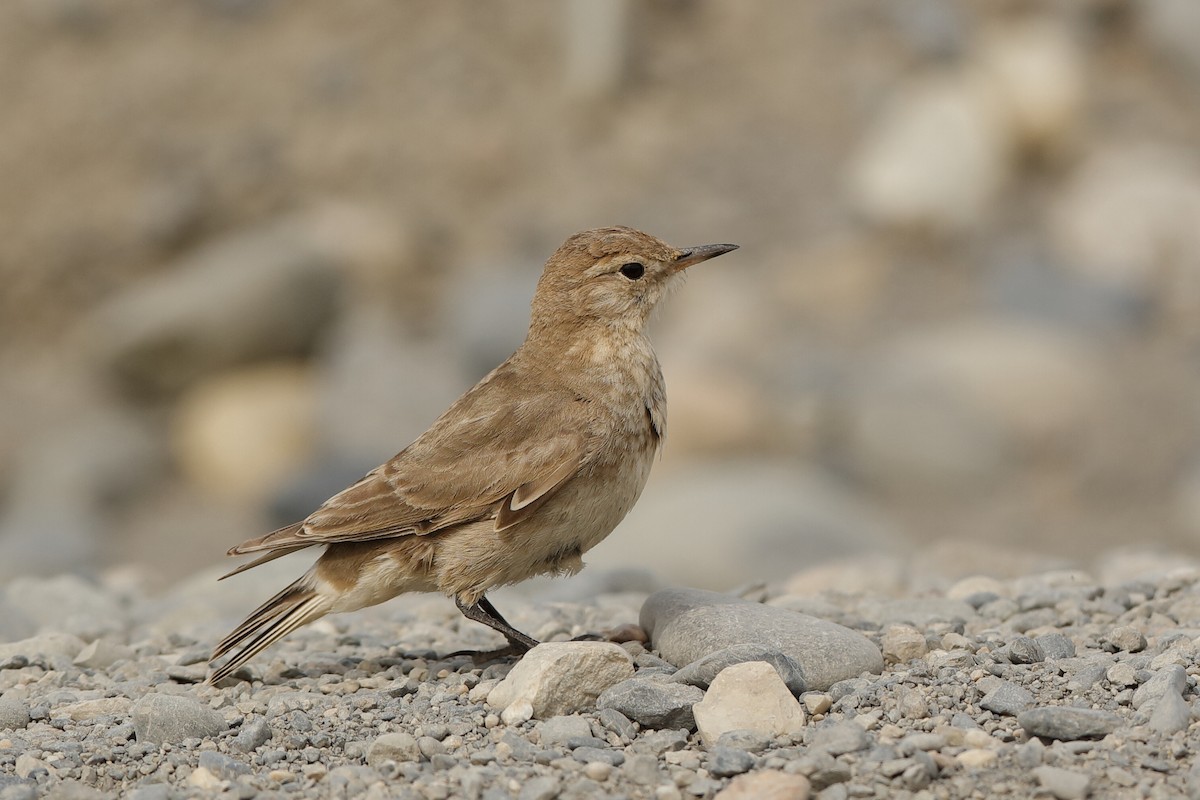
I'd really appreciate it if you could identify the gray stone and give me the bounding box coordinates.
[641,588,883,691]
[1035,633,1076,660]
[0,699,30,731]
[1141,0,1200,83]
[1018,707,1121,741]
[708,746,756,778]
[1004,636,1045,664]
[1104,625,1147,653]
[1015,738,1044,769]
[197,751,251,780]
[1132,664,1188,710]
[131,694,226,744]
[1033,766,1090,800]
[230,717,271,753]
[597,708,636,741]
[1147,691,1192,735]
[537,715,593,748]
[671,644,806,695]
[571,746,624,767]
[596,678,703,731]
[980,681,1034,716]
[1066,662,1108,692]
[598,462,897,589]
[811,720,872,755]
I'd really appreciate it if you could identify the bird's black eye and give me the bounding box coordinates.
[619,262,645,280]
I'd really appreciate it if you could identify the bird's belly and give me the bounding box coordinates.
[432,441,657,601]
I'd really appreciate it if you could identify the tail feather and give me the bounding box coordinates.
[208,576,330,684]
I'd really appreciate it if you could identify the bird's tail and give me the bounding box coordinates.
[208,573,331,685]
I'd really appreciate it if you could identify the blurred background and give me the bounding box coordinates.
[3,0,1200,594]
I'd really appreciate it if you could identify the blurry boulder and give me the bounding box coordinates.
[1140,0,1200,82]
[976,18,1085,161]
[844,321,1106,493]
[82,213,346,397]
[589,460,900,589]
[848,73,1008,233]
[884,0,969,61]
[316,307,471,466]
[171,363,317,501]
[1051,145,1200,316]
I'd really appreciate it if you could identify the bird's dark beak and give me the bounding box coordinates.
[673,243,739,271]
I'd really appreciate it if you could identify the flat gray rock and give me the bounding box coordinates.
[1147,691,1192,735]
[538,715,593,748]
[641,588,882,691]
[131,694,226,744]
[708,746,756,777]
[670,643,807,695]
[980,681,1034,716]
[1018,707,1122,741]
[810,719,873,755]
[1132,664,1187,710]
[596,678,704,731]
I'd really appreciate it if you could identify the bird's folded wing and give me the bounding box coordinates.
[228,383,592,556]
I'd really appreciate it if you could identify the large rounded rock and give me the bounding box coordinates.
[593,461,898,589]
[843,321,1105,493]
[641,589,882,691]
[82,213,344,398]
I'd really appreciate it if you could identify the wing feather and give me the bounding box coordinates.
[225,365,593,559]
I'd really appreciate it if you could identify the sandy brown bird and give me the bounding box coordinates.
[208,226,737,683]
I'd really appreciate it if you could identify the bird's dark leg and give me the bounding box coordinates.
[445,595,540,662]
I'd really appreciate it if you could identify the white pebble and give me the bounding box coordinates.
[500,700,533,726]
[583,761,612,781]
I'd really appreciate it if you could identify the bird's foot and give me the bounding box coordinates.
[444,641,532,665]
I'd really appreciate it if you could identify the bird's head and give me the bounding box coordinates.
[528,226,738,337]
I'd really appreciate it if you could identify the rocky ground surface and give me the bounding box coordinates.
[1,551,1199,799]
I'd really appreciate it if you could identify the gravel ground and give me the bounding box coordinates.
[1,552,1199,800]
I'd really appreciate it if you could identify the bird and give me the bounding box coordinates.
[208,226,738,684]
